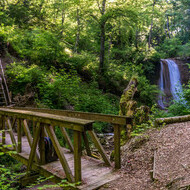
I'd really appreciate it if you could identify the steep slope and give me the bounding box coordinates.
[100,120,190,190]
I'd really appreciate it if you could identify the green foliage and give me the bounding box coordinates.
[178,42,190,58]
[0,150,24,190]
[6,63,46,95]
[0,164,21,190]
[168,100,190,116]
[156,38,182,58]
[131,105,157,136]
[5,28,67,66]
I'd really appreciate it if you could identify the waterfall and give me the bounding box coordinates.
[167,59,183,100]
[158,59,183,108]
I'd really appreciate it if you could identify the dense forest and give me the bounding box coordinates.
[0,0,190,127]
[0,0,190,189]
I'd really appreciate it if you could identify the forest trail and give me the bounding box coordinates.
[100,121,190,190]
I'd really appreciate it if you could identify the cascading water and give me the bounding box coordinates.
[167,59,183,100]
[158,59,183,108]
[158,61,165,109]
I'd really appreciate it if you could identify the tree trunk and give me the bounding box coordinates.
[61,9,65,35]
[135,29,139,49]
[99,0,106,75]
[148,0,156,49]
[107,33,112,64]
[74,8,80,53]
[99,22,106,74]
[119,77,138,116]
[155,115,190,127]
[119,77,138,139]
[166,15,171,38]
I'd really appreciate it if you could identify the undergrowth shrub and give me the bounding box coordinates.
[6,62,119,132]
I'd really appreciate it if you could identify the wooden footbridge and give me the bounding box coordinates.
[0,107,131,189]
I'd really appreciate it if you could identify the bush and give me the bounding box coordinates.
[156,38,182,58]
[0,26,68,67]
[6,62,119,132]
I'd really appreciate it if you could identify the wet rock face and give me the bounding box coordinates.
[172,58,190,85]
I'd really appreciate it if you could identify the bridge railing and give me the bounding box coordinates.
[9,107,132,170]
[0,108,94,183]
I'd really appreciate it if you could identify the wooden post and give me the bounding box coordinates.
[17,119,22,153]
[33,121,36,136]
[39,124,46,165]
[74,130,82,182]
[2,116,5,145]
[114,124,121,169]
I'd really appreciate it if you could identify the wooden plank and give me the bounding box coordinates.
[114,124,121,169]
[6,118,17,151]
[2,132,118,190]
[22,119,40,163]
[1,146,63,185]
[0,108,94,132]
[17,119,22,153]
[74,130,82,182]
[39,123,46,165]
[79,172,120,190]
[11,107,132,125]
[88,131,111,166]
[60,127,74,152]
[46,125,74,183]
[27,122,41,172]
[82,132,92,157]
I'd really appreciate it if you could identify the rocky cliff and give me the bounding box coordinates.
[172,57,190,85]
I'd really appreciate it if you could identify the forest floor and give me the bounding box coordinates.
[99,121,190,190]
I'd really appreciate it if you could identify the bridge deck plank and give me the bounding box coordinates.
[0,132,119,189]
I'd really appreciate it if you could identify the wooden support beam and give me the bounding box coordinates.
[22,119,40,163]
[6,118,17,151]
[0,108,94,132]
[74,130,82,182]
[46,125,74,183]
[17,119,22,153]
[22,119,33,147]
[2,116,5,144]
[39,124,46,165]
[19,172,40,187]
[32,121,36,137]
[82,132,92,157]
[60,127,74,152]
[11,117,16,131]
[88,131,111,166]
[27,122,41,172]
[114,124,121,169]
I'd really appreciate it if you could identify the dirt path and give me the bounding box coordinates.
[100,121,190,190]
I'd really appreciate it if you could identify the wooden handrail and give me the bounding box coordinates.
[0,108,95,183]
[9,107,132,125]
[9,107,132,169]
[0,108,93,132]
